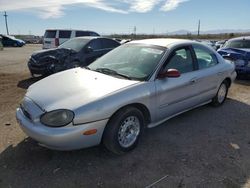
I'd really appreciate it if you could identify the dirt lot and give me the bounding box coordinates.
[0,45,250,188]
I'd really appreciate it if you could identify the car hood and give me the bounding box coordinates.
[26,68,139,111]
[218,48,250,60]
[31,48,75,63]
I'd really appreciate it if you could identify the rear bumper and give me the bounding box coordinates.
[16,107,108,150]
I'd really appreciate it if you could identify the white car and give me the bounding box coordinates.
[16,38,236,154]
[43,29,100,49]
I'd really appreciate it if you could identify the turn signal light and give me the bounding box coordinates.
[83,129,97,135]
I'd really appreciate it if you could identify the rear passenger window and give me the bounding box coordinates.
[59,30,71,38]
[76,31,89,37]
[101,39,119,49]
[193,44,218,69]
[44,30,56,38]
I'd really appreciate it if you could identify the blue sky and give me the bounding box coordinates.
[0,0,250,36]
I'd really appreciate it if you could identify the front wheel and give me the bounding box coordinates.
[103,107,144,155]
[211,81,229,106]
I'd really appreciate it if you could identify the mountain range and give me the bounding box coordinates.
[166,29,250,35]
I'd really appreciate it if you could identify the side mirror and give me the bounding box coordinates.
[85,46,93,53]
[158,69,181,79]
[222,55,234,62]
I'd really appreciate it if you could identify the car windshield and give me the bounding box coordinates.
[58,38,90,52]
[224,40,250,49]
[88,44,165,81]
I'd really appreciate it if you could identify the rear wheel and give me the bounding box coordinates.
[103,107,144,155]
[211,81,229,106]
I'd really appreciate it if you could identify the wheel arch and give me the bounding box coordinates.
[224,77,232,87]
[107,103,151,128]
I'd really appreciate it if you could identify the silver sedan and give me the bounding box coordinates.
[16,39,236,154]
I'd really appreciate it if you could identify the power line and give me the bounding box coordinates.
[4,11,9,35]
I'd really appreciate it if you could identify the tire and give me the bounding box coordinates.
[103,107,145,155]
[211,81,229,106]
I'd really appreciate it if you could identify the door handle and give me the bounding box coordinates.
[217,72,223,75]
[190,78,197,84]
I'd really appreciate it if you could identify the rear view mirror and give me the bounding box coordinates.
[158,69,180,79]
[85,46,93,53]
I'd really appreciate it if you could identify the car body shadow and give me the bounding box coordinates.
[1,99,250,188]
[17,76,43,89]
[235,78,250,86]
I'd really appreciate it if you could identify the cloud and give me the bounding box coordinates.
[129,0,161,13]
[0,0,127,18]
[0,0,189,18]
[161,0,189,11]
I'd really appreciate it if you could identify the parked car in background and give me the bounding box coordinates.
[17,38,236,154]
[28,36,120,76]
[0,34,25,47]
[215,40,227,50]
[43,29,100,49]
[218,36,250,76]
[198,40,217,50]
[0,36,3,50]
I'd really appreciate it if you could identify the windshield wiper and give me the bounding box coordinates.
[95,68,132,80]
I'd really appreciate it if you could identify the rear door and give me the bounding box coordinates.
[191,43,222,102]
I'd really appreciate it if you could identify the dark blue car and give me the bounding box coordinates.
[218,36,250,75]
[1,35,25,47]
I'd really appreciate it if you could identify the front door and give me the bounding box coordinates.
[155,46,201,121]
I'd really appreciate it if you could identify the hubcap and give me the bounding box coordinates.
[218,83,227,103]
[118,116,140,148]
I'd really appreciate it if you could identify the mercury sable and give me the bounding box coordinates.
[16,39,236,154]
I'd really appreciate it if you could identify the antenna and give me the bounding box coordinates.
[4,11,9,35]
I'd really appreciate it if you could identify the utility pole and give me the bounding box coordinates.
[197,19,200,37]
[133,26,136,35]
[133,26,136,39]
[4,11,9,35]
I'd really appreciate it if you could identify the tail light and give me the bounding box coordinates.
[55,38,59,47]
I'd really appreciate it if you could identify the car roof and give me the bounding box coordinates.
[45,29,97,32]
[74,36,117,41]
[129,38,192,48]
[228,36,250,41]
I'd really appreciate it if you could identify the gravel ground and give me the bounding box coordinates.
[0,45,250,188]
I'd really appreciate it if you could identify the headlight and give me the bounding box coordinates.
[40,109,74,127]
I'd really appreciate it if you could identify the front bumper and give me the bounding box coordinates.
[28,60,51,76]
[16,107,108,150]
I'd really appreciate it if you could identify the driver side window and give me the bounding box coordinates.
[164,47,194,74]
[88,39,102,50]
